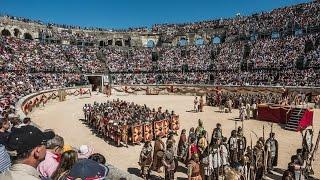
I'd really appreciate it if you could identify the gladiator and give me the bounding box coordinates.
[265,133,278,173]
[237,127,247,159]
[139,141,153,179]
[152,135,165,173]
[162,142,176,180]
[188,154,202,180]
[228,130,238,165]
[178,129,188,161]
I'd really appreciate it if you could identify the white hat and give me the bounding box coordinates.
[78,145,94,159]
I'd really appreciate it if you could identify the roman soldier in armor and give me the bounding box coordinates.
[194,96,199,112]
[265,132,278,173]
[139,141,153,179]
[245,146,256,180]
[178,129,188,161]
[166,133,177,156]
[228,130,238,165]
[211,123,223,144]
[83,104,88,121]
[254,141,265,180]
[188,137,199,161]
[196,119,205,138]
[188,153,202,180]
[189,127,197,143]
[162,142,176,180]
[237,127,247,159]
[152,135,165,173]
[245,103,251,120]
[200,146,213,180]
[239,155,250,180]
[221,137,229,167]
[239,103,246,121]
[120,123,128,147]
[212,139,222,180]
[302,129,313,161]
[197,130,208,156]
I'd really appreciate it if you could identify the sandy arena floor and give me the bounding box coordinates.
[29,93,320,179]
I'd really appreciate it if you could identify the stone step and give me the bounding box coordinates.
[288,120,299,124]
[287,121,299,126]
[284,126,297,131]
[286,124,298,129]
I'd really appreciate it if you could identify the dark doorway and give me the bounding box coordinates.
[1,29,11,36]
[24,33,33,40]
[87,76,102,92]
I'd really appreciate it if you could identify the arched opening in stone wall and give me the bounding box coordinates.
[115,40,122,46]
[195,38,204,46]
[99,40,105,47]
[24,33,33,40]
[146,40,155,48]
[271,31,280,39]
[1,29,11,37]
[14,28,20,37]
[211,36,221,44]
[124,39,131,47]
[107,40,113,46]
[178,37,188,46]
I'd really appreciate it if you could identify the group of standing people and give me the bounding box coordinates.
[138,119,282,180]
[194,96,204,112]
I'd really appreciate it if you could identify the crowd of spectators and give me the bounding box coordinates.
[1,1,318,41]
[111,68,320,87]
[0,72,87,119]
[0,14,148,34]
[0,0,318,116]
[0,36,105,73]
[152,1,319,36]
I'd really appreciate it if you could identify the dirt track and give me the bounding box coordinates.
[29,93,320,179]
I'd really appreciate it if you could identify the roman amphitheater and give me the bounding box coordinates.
[0,1,319,180]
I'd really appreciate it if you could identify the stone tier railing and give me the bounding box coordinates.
[112,84,320,96]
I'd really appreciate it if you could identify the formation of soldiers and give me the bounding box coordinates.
[82,99,177,146]
[139,119,319,180]
[140,120,278,180]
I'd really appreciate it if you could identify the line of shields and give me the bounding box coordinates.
[105,115,180,146]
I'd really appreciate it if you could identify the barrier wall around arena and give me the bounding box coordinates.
[112,84,320,96]
[16,86,92,120]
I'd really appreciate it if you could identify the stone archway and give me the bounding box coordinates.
[1,29,11,36]
[24,32,33,40]
[146,40,155,48]
[211,36,221,44]
[115,40,122,46]
[14,28,21,37]
[178,37,188,46]
[195,37,204,46]
[99,40,105,47]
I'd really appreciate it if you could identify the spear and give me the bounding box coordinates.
[249,133,253,180]
[263,125,267,174]
[263,125,265,144]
